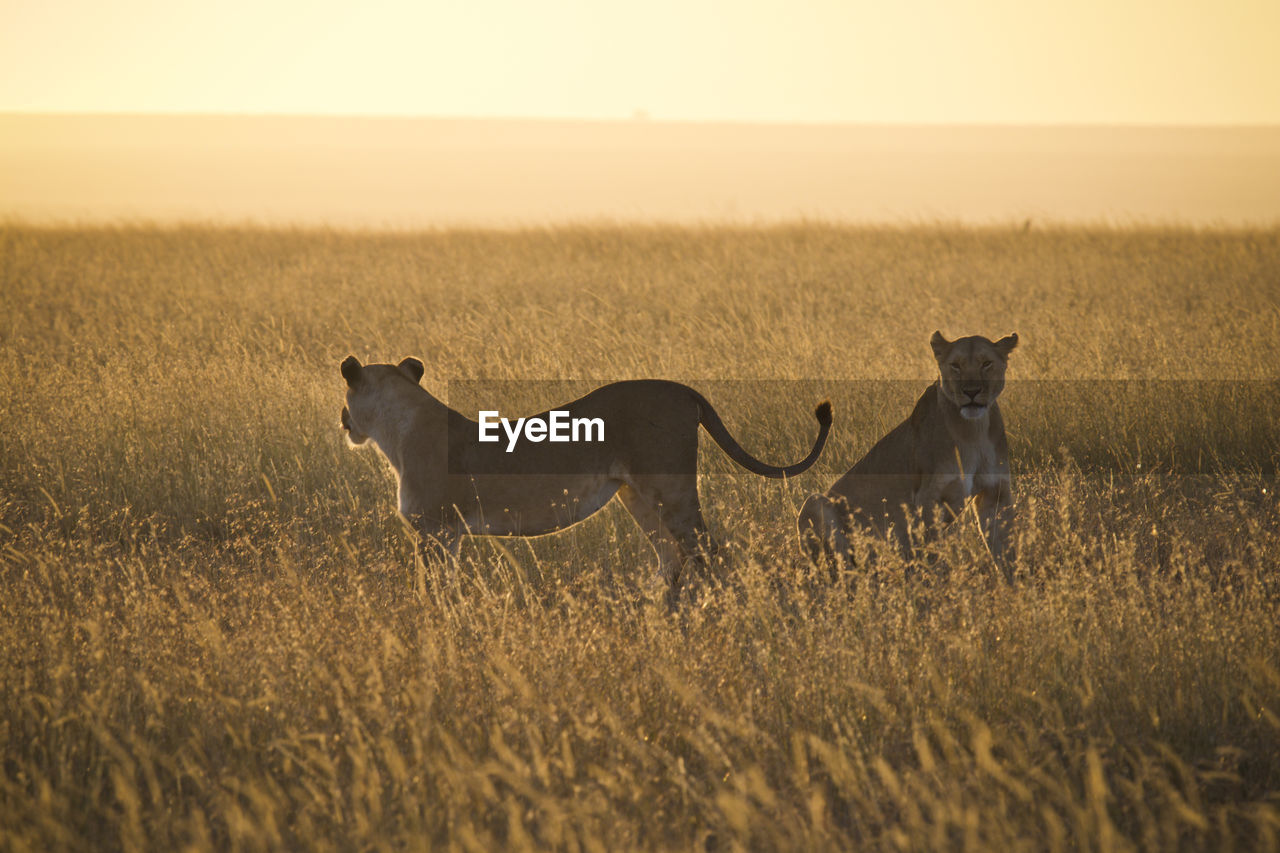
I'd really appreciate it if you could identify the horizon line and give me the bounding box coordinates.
[3,110,1280,131]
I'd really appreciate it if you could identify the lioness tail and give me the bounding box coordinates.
[693,392,832,479]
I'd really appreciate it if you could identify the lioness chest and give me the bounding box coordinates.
[918,438,1003,509]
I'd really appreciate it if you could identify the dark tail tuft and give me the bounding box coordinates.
[815,400,833,426]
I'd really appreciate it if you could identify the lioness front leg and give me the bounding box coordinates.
[910,479,963,552]
[407,517,461,594]
[907,480,967,585]
[976,483,1015,582]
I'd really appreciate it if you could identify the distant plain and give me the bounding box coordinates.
[3,115,1280,226]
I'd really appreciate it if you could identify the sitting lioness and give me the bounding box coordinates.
[340,356,832,608]
[797,331,1018,581]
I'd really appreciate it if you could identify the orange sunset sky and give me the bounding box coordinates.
[3,0,1278,123]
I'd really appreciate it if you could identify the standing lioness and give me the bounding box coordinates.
[797,331,1018,580]
[340,356,832,608]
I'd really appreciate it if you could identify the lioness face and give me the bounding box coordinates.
[339,355,426,446]
[930,331,1018,420]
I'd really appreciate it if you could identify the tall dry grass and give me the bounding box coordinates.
[1,223,1279,850]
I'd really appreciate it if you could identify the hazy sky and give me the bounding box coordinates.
[3,0,1278,123]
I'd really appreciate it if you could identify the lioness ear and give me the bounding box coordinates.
[930,331,950,360]
[341,355,363,386]
[398,357,425,384]
[994,333,1019,356]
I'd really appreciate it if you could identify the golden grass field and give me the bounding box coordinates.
[2,223,1279,851]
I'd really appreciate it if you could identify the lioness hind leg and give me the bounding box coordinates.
[796,494,830,564]
[618,479,718,611]
[797,493,854,582]
[616,484,685,610]
[660,487,722,569]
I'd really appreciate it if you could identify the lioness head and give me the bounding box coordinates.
[930,331,1018,420]
[339,354,426,445]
